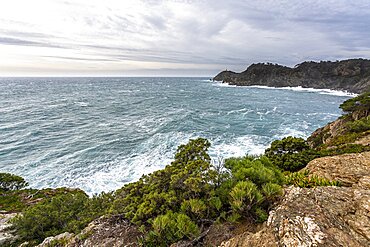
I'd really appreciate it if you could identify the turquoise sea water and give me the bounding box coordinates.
[0,77,352,194]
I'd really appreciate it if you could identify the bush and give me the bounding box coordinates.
[145,211,199,247]
[223,155,283,219]
[12,191,113,243]
[265,137,318,171]
[340,92,370,114]
[347,117,370,132]
[318,144,370,156]
[285,170,341,188]
[0,173,28,191]
[111,138,216,224]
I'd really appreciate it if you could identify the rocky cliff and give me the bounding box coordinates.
[213,59,370,94]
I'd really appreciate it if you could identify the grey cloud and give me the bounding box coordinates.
[0,37,64,49]
[42,56,119,62]
[0,37,41,46]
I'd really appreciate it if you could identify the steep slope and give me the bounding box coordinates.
[213,59,370,94]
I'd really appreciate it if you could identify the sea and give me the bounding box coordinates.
[0,77,354,194]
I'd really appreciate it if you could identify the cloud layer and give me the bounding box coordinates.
[1,0,370,76]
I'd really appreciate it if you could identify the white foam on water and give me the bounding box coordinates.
[274,127,307,140]
[211,82,238,88]
[70,131,196,194]
[210,135,269,159]
[226,108,253,115]
[247,85,357,97]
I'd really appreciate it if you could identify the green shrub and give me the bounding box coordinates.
[318,144,370,156]
[265,137,318,171]
[340,92,370,114]
[261,182,283,200]
[145,211,199,247]
[347,117,370,132]
[0,173,28,191]
[285,171,341,188]
[223,155,283,219]
[111,138,216,224]
[12,191,112,243]
[254,207,268,223]
[0,187,85,212]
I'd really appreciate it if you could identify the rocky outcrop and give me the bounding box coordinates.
[0,212,18,246]
[32,215,142,247]
[67,215,142,247]
[37,232,74,247]
[307,117,349,148]
[304,152,370,187]
[219,152,370,247]
[213,59,370,94]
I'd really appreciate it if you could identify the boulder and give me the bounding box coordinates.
[305,152,370,187]
[68,215,142,247]
[37,232,74,247]
[0,212,18,245]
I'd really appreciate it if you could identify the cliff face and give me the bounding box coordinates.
[213,59,370,93]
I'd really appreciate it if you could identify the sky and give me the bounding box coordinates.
[0,0,370,77]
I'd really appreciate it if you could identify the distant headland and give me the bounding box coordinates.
[213,58,370,94]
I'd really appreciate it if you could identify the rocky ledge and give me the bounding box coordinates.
[219,152,370,247]
[213,59,370,94]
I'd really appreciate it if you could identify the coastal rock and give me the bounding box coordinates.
[305,151,370,187]
[0,212,18,245]
[67,215,142,247]
[307,117,349,148]
[37,232,74,247]
[213,59,370,94]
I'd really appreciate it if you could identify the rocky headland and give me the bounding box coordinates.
[213,59,370,94]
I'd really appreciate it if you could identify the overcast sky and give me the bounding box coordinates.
[1,0,370,76]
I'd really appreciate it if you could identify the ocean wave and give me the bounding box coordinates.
[248,85,357,97]
[209,135,269,158]
[211,82,238,88]
[59,132,194,194]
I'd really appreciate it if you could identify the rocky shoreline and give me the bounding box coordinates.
[213,59,370,94]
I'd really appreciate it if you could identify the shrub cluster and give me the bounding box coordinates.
[347,117,370,132]
[265,137,318,172]
[111,138,284,246]
[0,173,28,191]
[11,191,114,244]
[340,92,370,114]
[286,170,341,188]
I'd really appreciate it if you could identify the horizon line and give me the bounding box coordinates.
[0,75,213,78]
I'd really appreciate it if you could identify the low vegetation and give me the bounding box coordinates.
[286,170,341,188]
[0,173,28,192]
[112,138,284,246]
[265,136,318,172]
[12,191,113,245]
